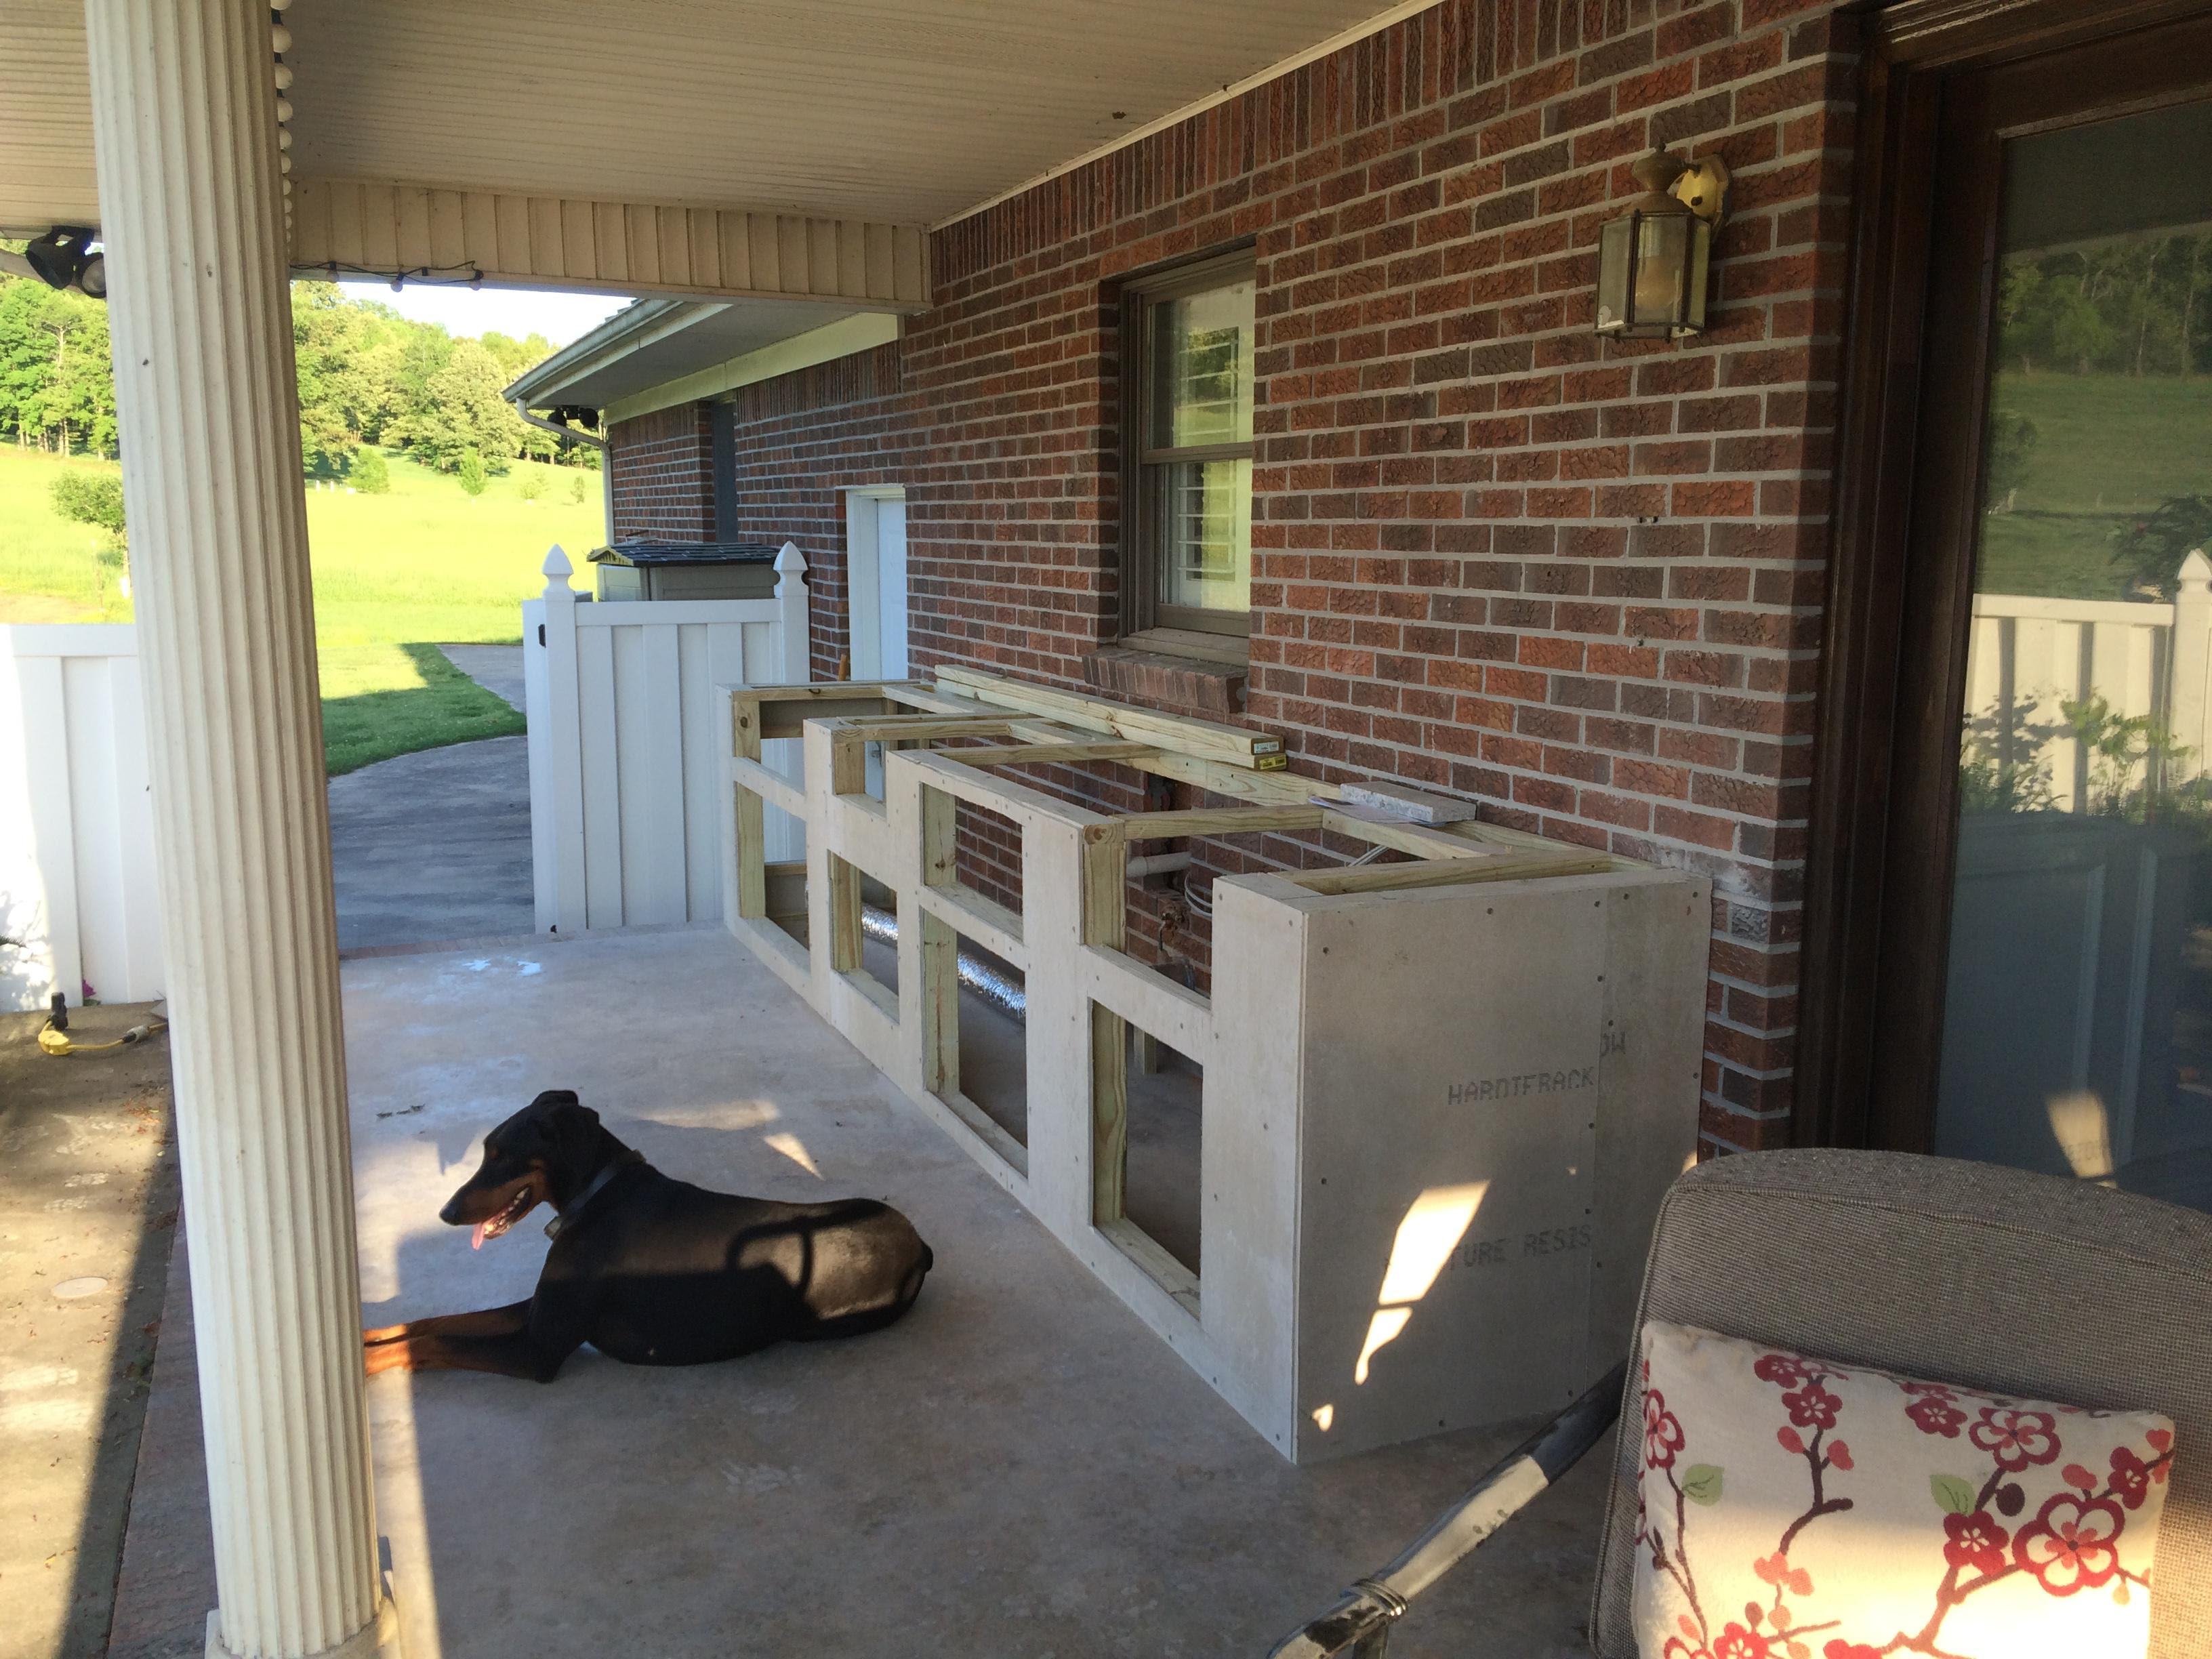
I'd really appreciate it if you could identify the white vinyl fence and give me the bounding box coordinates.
[1964,550,2212,810]
[524,543,810,935]
[0,625,165,1012]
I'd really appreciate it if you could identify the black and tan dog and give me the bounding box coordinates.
[363,1090,933,1380]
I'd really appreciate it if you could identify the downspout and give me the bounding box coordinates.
[513,400,613,549]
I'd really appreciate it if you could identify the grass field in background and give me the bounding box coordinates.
[0,445,600,773]
[1979,373,2212,601]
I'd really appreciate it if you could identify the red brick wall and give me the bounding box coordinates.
[605,403,714,541]
[608,0,1860,1155]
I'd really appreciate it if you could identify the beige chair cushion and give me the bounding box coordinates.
[1591,1149,2212,1659]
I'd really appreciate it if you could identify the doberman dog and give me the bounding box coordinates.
[363,1090,933,1381]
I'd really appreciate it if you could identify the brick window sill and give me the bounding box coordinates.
[1084,640,1248,720]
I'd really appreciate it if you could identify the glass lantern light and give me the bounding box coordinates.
[1595,149,1730,340]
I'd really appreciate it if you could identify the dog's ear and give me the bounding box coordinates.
[527,1088,583,1111]
[546,1097,603,1183]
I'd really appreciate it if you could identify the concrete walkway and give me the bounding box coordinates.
[436,644,524,712]
[0,1003,178,1659]
[327,646,533,953]
[110,928,1612,1659]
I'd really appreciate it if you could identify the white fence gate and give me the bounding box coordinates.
[524,543,811,935]
[1963,549,2212,808]
[0,624,165,1012]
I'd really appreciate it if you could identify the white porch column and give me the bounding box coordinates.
[81,3,399,1658]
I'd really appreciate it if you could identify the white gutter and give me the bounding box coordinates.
[512,401,613,550]
[503,297,712,409]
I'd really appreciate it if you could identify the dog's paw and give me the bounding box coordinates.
[364,1340,412,1376]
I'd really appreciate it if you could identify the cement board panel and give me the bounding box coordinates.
[1291,874,1694,1460]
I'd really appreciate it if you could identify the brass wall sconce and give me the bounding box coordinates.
[1594,148,1730,340]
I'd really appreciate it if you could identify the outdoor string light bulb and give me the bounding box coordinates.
[1593,148,1730,341]
[271,3,293,232]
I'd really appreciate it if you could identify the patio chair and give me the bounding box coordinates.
[1270,1147,2212,1657]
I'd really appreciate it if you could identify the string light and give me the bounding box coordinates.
[272,2,294,239]
[316,260,489,292]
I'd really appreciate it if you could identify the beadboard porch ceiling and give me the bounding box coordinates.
[1,0,1422,237]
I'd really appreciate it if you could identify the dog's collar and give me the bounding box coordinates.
[544,1150,644,1241]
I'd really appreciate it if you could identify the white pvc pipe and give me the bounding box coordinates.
[512,401,613,550]
[1126,850,1193,880]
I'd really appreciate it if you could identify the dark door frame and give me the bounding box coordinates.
[1795,0,2212,1149]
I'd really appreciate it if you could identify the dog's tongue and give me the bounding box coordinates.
[471,1218,491,1251]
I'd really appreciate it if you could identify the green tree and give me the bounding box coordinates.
[2112,495,2212,598]
[394,339,528,472]
[50,467,129,592]
[0,274,117,454]
[50,468,125,544]
[569,471,586,505]
[1,268,588,472]
[517,467,544,503]
[292,282,385,470]
[2051,293,2116,374]
[350,445,390,493]
[457,449,487,498]
[1982,411,2038,512]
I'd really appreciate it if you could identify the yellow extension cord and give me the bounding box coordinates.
[37,1014,167,1057]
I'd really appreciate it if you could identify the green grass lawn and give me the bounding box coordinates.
[0,445,600,773]
[1979,372,2212,601]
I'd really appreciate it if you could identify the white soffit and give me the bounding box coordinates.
[509,301,896,417]
[4,0,1417,233]
[0,5,97,228]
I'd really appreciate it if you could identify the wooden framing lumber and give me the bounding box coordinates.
[1118,747,1343,807]
[1288,848,1614,897]
[1314,810,1500,862]
[729,689,771,920]
[762,860,808,921]
[829,731,870,798]
[827,853,866,972]
[937,665,1288,770]
[1083,823,1130,1227]
[739,687,906,742]
[945,740,1161,769]
[1099,1218,1200,1313]
[919,909,959,1095]
[832,715,1020,745]
[919,783,958,888]
[735,788,769,918]
[1103,805,1328,842]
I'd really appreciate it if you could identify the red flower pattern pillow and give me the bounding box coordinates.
[1633,1322,2176,1659]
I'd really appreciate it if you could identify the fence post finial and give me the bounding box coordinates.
[543,544,573,596]
[775,541,811,683]
[2180,548,2211,593]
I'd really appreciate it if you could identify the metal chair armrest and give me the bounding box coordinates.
[1267,1360,1628,1658]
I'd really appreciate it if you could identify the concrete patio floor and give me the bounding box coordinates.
[117,926,1612,1658]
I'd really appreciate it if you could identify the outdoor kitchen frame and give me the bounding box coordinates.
[720,669,1712,1461]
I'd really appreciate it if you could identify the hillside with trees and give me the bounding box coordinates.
[0,274,597,478]
[1978,232,2212,602]
[1998,234,2212,379]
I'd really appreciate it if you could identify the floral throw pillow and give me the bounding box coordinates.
[1632,1322,2176,1659]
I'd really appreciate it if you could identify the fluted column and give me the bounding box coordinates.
[81,3,399,1656]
